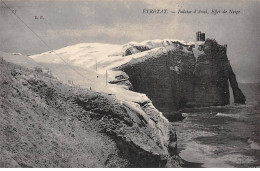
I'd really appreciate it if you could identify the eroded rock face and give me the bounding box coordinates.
[123,46,151,56]
[228,66,246,104]
[115,48,196,118]
[108,72,133,90]
[74,94,173,167]
[192,39,246,106]
[114,39,246,118]
[191,39,231,106]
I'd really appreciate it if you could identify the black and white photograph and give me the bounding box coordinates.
[0,0,259,168]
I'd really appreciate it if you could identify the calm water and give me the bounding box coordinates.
[171,104,260,168]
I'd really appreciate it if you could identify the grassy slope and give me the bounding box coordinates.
[0,59,175,168]
[0,59,129,167]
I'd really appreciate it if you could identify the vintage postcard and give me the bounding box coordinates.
[0,0,259,168]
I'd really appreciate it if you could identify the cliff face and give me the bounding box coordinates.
[228,66,246,104]
[192,39,245,106]
[0,59,177,168]
[192,39,231,106]
[114,39,245,118]
[115,47,196,118]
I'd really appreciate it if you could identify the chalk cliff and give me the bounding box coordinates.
[114,39,246,118]
[192,39,246,106]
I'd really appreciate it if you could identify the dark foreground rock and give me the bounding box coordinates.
[0,60,178,168]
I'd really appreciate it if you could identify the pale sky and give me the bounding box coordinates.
[0,0,259,83]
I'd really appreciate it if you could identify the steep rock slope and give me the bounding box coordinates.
[115,39,245,113]
[0,59,177,167]
[192,39,246,106]
[114,47,196,117]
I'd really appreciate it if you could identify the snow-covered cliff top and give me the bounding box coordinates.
[30,39,195,71]
[27,39,195,104]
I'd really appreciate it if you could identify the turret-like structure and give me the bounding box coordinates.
[196,31,206,51]
[196,31,206,41]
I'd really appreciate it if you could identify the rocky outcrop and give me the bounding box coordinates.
[228,66,246,104]
[123,46,151,56]
[108,72,133,90]
[73,94,172,167]
[113,39,246,118]
[192,39,245,106]
[115,47,196,118]
[191,39,231,106]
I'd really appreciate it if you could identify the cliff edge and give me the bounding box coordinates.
[0,58,177,167]
[113,39,246,118]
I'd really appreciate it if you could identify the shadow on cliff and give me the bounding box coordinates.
[116,39,246,121]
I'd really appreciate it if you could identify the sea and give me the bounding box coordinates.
[171,84,260,168]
